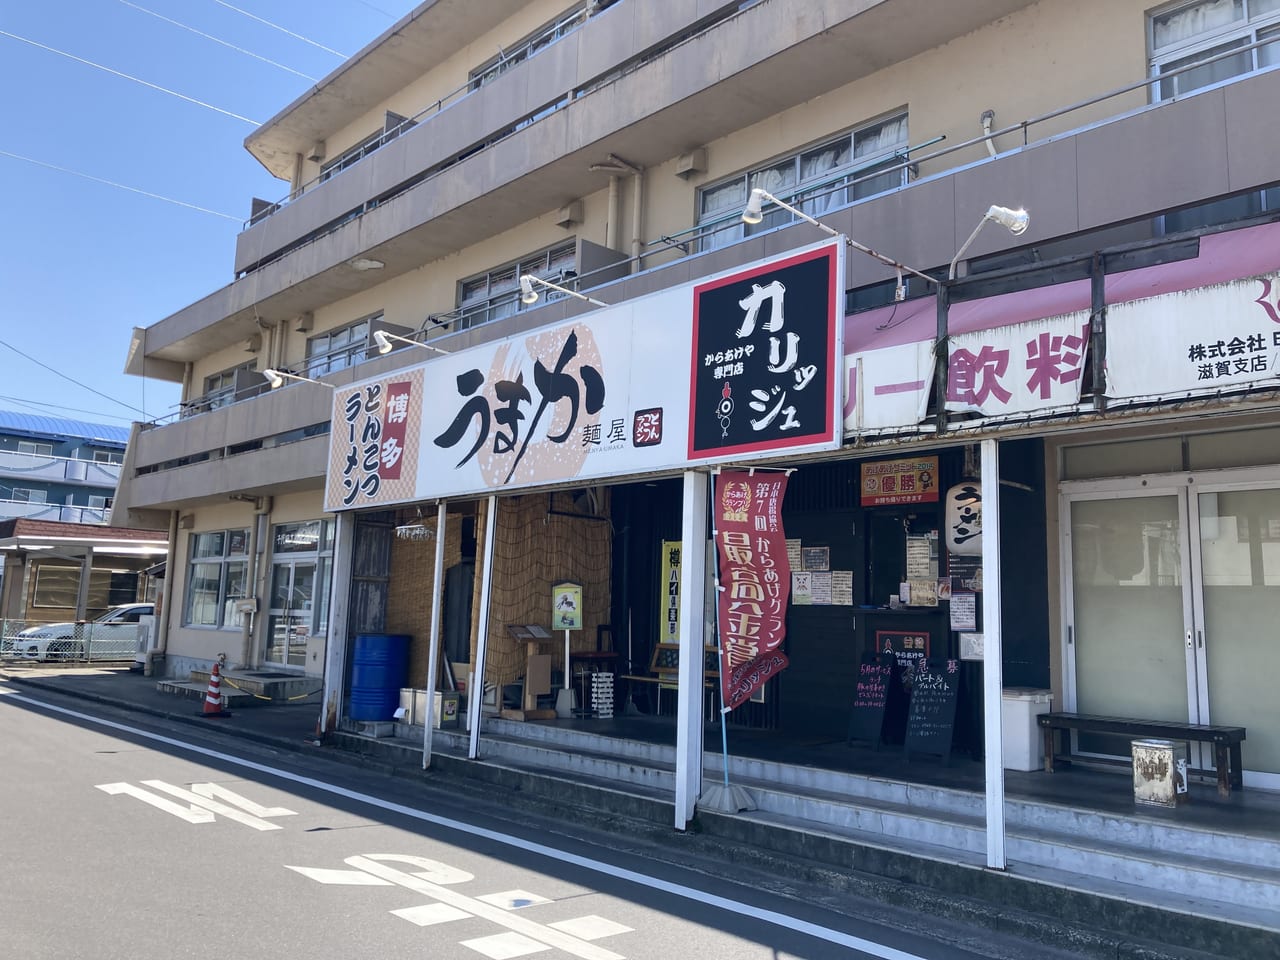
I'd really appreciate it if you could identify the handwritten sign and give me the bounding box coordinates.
[847,653,896,748]
[904,658,960,762]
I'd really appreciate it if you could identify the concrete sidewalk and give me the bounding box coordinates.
[0,664,324,750]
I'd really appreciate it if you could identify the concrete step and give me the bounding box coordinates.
[330,721,1280,956]
[154,679,260,706]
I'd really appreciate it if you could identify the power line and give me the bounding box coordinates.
[210,0,349,58]
[0,150,241,222]
[0,337,151,419]
[349,0,399,17]
[116,0,318,81]
[0,29,260,125]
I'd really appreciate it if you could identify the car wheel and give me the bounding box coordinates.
[47,638,83,661]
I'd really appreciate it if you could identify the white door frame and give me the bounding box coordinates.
[1060,465,1280,783]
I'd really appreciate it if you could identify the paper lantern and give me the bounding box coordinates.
[945,482,982,555]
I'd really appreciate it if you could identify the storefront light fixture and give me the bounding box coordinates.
[949,205,1030,280]
[348,257,384,271]
[262,368,326,389]
[373,330,450,356]
[519,274,610,308]
[742,187,935,301]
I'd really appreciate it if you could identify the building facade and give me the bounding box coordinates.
[0,411,126,525]
[115,0,1280,814]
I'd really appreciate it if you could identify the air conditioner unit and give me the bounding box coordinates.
[555,201,583,228]
[675,148,707,179]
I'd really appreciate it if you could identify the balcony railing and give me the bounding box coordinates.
[244,1,607,231]
[0,450,121,486]
[0,499,112,524]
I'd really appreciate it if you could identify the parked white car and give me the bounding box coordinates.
[7,603,154,662]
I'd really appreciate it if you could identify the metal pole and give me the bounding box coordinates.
[935,283,950,433]
[981,438,1007,870]
[422,501,448,769]
[674,470,708,830]
[320,510,355,735]
[466,496,499,760]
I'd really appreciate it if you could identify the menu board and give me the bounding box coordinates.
[903,658,960,762]
[847,652,897,748]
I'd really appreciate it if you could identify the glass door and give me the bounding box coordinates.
[1063,488,1196,756]
[1190,482,1280,784]
[267,561,314,667]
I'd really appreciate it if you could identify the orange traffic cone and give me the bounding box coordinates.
[199,662,231,717]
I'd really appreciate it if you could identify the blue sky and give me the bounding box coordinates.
[0,0,418,427]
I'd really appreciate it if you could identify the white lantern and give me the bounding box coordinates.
[945,482,982,555]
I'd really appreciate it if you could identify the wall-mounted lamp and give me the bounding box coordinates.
[262,368,325,389]
[373,329,450,356]
[742,188,935,301]
[949,205,1029,280]
[519,274,610,308]
[348,257,385,272]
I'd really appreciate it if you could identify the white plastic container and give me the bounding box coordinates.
[1001,687,1054,771]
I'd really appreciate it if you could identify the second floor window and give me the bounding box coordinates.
[457,242,577,330]
[92,450,124,465]
[306,315,380,377]
[202,361,259,410]
[697,113,909,251]
[17,441,54,457]
[12,487,47,503]
[1150,0,1280,99]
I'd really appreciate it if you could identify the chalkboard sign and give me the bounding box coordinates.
[847,652,896,749]
[903,658,960,763]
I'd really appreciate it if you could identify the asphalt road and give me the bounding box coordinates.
[0,680,1079,960]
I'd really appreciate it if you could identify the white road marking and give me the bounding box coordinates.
[337,855,623,960]
[19,692,931,960]
[285,866,391,885]
[392,903,472,926]
[549,916,634,941]
[477,889,551,909]
[94,779,296,830]
[461,931,551,959]
[96,781,215,824]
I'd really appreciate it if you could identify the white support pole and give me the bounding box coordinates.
[674,470,709,830]
[467,495,499,760]
[320,510,356,734]
[981,438,1007,870]
[422,501,448,769]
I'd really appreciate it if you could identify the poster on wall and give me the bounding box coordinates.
[660,540,681,644]
[551,581,583,631]
[714,471,791,709]
[877,629,930,677]
[861,457,939,507]
[689,242,843,461]
[950,591,977,631]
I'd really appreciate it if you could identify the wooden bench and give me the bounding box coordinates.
[1037,712,1245,798]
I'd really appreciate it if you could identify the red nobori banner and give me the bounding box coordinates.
[714,471,790,710]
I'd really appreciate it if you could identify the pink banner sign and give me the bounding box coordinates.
[714,471,791,710]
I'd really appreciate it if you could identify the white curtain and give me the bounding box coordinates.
[1153,0,1242,50]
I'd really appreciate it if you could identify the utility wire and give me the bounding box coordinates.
[0,395,140,424]
[0,337,151,418]
[0,150,241,222]
[211,0,349,58]
[0,30,260,125]
[349,0,399,17]
[116,0,318,81]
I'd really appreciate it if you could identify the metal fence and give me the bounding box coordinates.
[1,619,141,663]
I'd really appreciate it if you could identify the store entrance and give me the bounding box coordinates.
[1063,470,1280,786]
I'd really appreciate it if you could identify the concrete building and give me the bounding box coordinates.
[114,1,1280,944]
[0,411,126,525]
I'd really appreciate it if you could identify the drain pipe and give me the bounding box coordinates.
[630,165,644,271]
[149,509,180,673]
[239,496,273,668]
[605,176,619,250]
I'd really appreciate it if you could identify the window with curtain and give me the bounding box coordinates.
[696,112,909,251]
[456,241,578,330]
[1149,0,1280,99]
[183,529,250,628]
[306,315,378,377]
